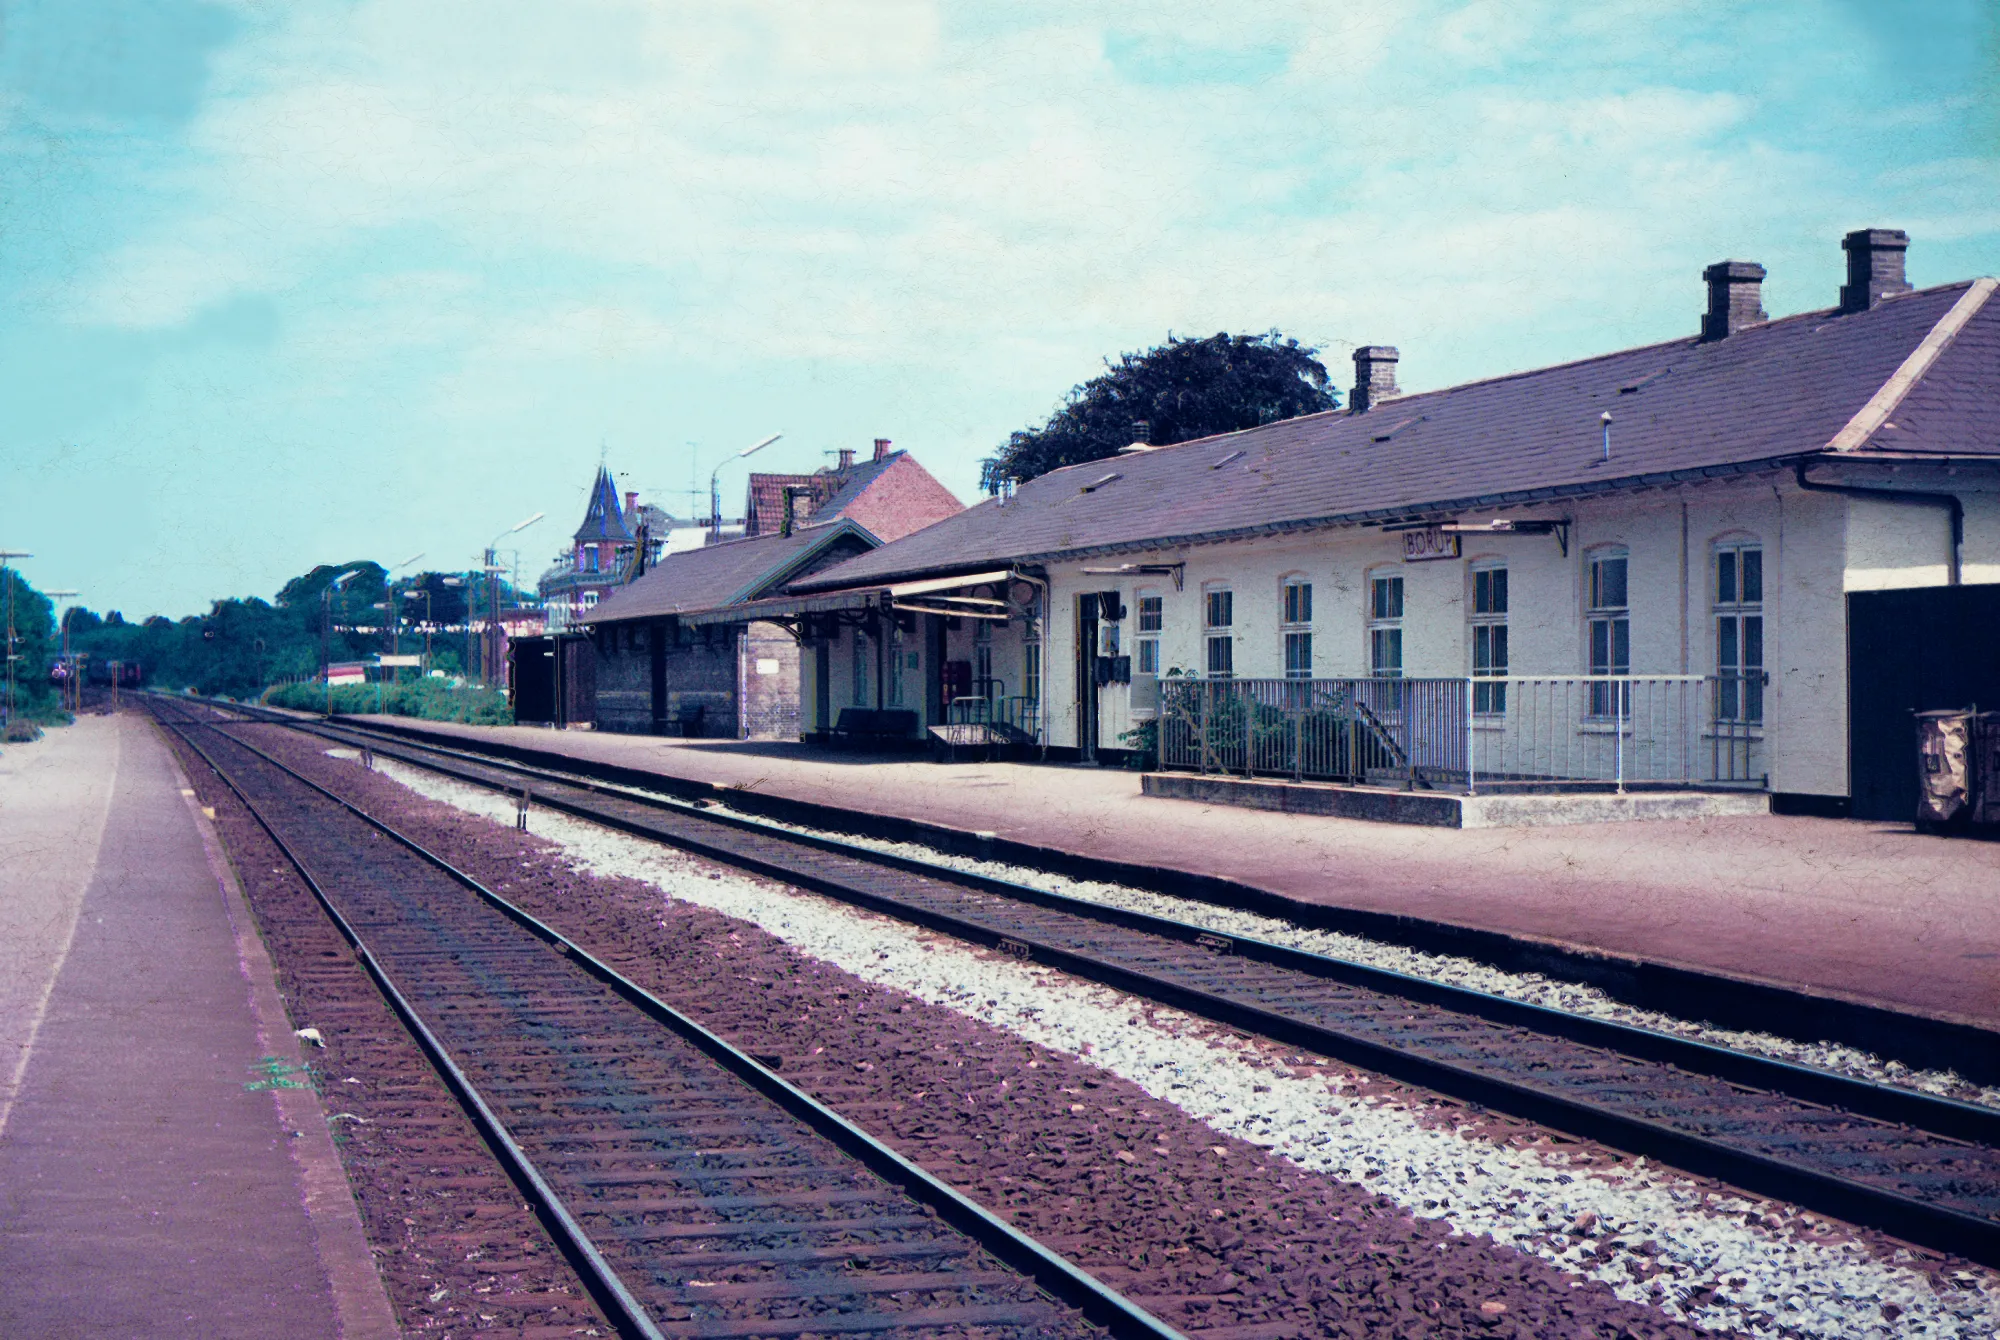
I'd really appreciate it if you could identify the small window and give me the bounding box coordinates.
[1283,578,1312,626]
[1205,588,1233,630]
[888,622,907,706]
[1135,592,1163,675]
[1587,548,1630,716]
[1367,573,1403,678]
[1469,564,1508,714]
[1715,543,1763,723]
[1284,632,1312,679]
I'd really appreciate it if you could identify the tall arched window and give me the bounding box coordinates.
[1281,575,1313,679]
[1203,583,1234,678]
[1468,561,1508,714]
[1134,588,1163,674]
[1586,546,1629,716]
[1367,569,1403,678]
[1714,540,1764,723]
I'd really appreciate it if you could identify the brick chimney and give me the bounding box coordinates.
[1840,228,1911,313]
[1700,261,1767,341]
[1350,346,1400,413]
[873,437,892,462]
[836,447,855,470]
[623,490,638,517]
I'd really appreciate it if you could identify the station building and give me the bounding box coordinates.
[575,441,963,739]
[762,230,2000,818]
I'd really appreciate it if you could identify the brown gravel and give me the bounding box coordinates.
[161,721,612,1339]
[241,721,1735,1340]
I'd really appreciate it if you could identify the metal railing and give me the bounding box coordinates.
[1158,675,1765,791]
[948,687,1040,742]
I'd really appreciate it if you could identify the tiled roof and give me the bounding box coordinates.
[797,281,1998,591]
[573,467,636,544]
[582,518,879,624]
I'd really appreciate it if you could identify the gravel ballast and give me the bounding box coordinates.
[294,731,1998,1339]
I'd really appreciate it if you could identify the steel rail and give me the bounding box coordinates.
[154,702,1191,1340]
[277,706,2000,1138]
[200,701,2000,1269]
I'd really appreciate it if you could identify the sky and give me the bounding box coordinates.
[1,0,1996,619]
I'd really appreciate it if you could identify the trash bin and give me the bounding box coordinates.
[1915,708,2000,829]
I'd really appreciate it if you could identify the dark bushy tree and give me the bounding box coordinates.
[982,330,1340,489]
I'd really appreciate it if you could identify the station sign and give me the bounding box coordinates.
[1402,526,1462,562]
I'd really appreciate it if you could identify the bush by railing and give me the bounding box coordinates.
[262,677,513,726]
[1158,674,1764,790]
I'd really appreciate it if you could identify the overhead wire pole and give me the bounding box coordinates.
[484,514,543,689]
[0,550,30,724]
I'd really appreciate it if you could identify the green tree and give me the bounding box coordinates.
[2,570,58,723]
[981,330,1340,488]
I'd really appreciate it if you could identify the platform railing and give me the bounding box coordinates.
[1158,674,1765,791]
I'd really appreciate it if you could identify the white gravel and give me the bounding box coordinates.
[657,793,1999,1113]
[362,753,2000,1340]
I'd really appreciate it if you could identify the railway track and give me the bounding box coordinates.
[151,699,1186,1340]
[199,699,2000,1270]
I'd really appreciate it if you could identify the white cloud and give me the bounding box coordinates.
[66,0,1990,397]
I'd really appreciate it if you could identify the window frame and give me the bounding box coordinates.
[1280,575,1313,680]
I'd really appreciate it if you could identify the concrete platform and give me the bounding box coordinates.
[0,714,395,1339]
[1140,772,1773,828]
[345,716,2000,1031]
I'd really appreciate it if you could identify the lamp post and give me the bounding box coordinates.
[0,550,30,724]
[403,588,435,674]
[322,568,360,715]
[484,515,542,687]
[708,433,782,543]
[45,590,77,712]
[385,551,424,682]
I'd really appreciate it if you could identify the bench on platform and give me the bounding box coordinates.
[831,708,918,747]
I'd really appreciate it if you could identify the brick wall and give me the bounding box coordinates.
[740,621,802,740]
[839,456,965,542]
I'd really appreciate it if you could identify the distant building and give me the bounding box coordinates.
[537,466,678,632]
[577,439,966,738]
[742,438,962,545]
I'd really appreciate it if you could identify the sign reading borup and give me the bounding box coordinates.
[1402,526,1462,562]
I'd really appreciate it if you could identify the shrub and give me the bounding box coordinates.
[262,677,513,726]
[3,720,44,743]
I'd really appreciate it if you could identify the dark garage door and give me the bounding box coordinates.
[1848,583,2000,821]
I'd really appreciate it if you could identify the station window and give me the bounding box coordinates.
[1281,577,1313,680]
[1587,548,1630,716]
[888,621,907,706]
[851,630,872,707]
[974,619,995,698]
[1469,563,1508,713]
[1715,543,1764,723]
[1203,585,1234,678]
[1135,591,1163,675]
[1368,572,1403,678]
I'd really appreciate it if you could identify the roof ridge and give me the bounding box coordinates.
[1825,278,1998,453]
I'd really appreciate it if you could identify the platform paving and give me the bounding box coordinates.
[0,714,395,1340]
[359,717,2000,1030]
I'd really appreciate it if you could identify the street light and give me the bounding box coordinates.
[45,590,77,712]
[483,515,542,686]
[0,550,30,724]
[709,433,782,543]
